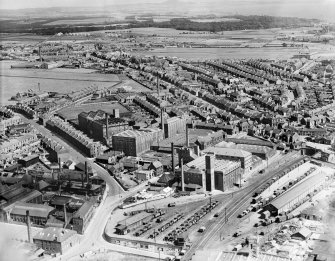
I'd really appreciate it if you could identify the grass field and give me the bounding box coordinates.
[44,17,113,26]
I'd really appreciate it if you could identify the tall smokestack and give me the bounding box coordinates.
[161,109,165,138]
[181,158,185,192]
[85,161,89,184]
[81,171,84,188]
[171,143,175,174]
[58,158,62,172]
[186,125,189,147]
[26,210,32,243]
[205,154,215,192]
[63,204,67,228]
[105,113,109,144]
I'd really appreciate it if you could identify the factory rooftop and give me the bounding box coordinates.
[33,227,77,243]
[203,146,252,158]
[186,155,240,175]
[11,202,54,218]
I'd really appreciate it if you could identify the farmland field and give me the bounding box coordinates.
[44,17,115,26]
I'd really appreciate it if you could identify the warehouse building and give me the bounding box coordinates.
[33,227,79,254]
[204,147,252,174]
[178,153,242,192]
[163,116,186,138]
[71,200,95,234]
[9,202,54,226]
[264,171,331,216]
[112,129,163,156]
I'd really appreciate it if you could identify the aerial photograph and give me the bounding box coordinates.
[0,0,335,260]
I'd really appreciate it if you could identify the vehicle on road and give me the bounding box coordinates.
[168,202,176,207]
[198,226,206,232]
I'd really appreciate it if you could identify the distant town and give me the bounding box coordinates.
[1,3,335,261]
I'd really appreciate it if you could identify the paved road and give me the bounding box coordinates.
[19,115,123,196]
[182,151,303,261]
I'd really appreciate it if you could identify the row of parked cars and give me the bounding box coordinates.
[133,209,166,237]
[147,213,185,240]
[164,200,219,243]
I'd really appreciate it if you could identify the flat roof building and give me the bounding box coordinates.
[112,128,163,156]
[204,146,252,174]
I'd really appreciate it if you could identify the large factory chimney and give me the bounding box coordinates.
[186,125,189,147]
[205,154,215,192]
[161,109,165,138]
[181,158,185,192]
[171,142,175,174]
[85,161,89,184]
[105,113,109,144]
[63,204,67,228]
[58,158,62,172]
[81,171,84,188]
[26,210,32,243]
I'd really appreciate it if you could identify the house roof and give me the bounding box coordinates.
[157,173,174,184]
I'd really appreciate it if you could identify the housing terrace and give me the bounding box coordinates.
[46,117,102,157]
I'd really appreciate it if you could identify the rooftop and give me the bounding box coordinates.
[204,146,252,158]
[33,227,77,243]
[185,155,240,175]
[11,202,54,218]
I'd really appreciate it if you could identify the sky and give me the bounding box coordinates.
[0,0,334,22]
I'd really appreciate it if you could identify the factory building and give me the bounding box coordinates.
[204,147,252,174]
[33,227,79,255]
[71,200,95,234]
[9,202,54,226]
[177,153,242,192]
[163,116,186,138]
[112,129,163,156]
[264,171,331,216]
[78,110,129,143]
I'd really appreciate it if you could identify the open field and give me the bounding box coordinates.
[44,17,112,26]
[0,60,121,106]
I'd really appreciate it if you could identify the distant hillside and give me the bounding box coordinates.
[0,15,319,35]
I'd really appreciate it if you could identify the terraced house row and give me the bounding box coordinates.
[46,117,102,157]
